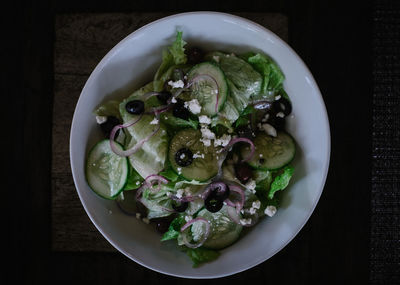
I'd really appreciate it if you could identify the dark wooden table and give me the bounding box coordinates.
[7,0,399,284]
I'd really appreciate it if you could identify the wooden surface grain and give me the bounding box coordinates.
[52,12,288,252]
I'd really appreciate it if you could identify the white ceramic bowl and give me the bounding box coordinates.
[70,12,330,279]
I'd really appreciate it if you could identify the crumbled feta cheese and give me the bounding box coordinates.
[245,179,256,193]
[261,113,270,123]
[168,79,185,89]
[136,181,141,185]
[249,207,257,215]
[150,118,159,125]
[171,97,177,103]
[200,126,216,140]
[185,215,193,222]
[252,200,261,209]
[135,213,141,219]
[180,153,186,159]
[240,218,252,225]
[176,189,184,199]
[199,115,211,125]
[276,112,285,118]
[193,152,205,159]
[184,99,202,114]
[96,115,107,124]
[261,123,277,137]
[177,167,182,174]
[142,217,150,224]
[214,134,231,147]
[264,205,277,217]
[275,95,281,101]
[212,55,220,63]
[259,154,263,158]
[200,139,211,147]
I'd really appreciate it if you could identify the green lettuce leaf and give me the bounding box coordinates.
[241,52,285,99]
[159,111,199,131]
[120,81,169,179]
[161,215,186,241]
[123,165,144,190]
[206,51,262,114]
[153,31,187,91]
[268,166,294,199]
[182,247,220,268]
[93,100,122,120]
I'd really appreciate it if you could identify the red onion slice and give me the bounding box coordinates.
[144,174,168,192]
[186,74,219,113]
[180,217,211,248]
[226,184,245,213]
[110,120,161,157]
[223,137,255,162]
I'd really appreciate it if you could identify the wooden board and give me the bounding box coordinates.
[52,12,288,252]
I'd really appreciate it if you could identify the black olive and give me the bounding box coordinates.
[100,116,120,138]
[186,47,204,64]
[234,162,253,184]
[208,183,230,201]
[236,124,256,140]
[125,100,145,115]
[171,200,189,212]
[175,148,193,167]
[259,158,265,164]
[205,193,224,213]
[272,97,292,116]
[172,99,190,120]
[157,91,172,105]
[267,116,286,131]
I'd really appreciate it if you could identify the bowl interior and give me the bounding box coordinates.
[70,12,330,279]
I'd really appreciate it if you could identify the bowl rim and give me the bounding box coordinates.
[70,11,331,279]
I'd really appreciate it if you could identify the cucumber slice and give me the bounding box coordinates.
[86,140,128,199]
[187,62,228,116]
[169,128,219,182]
[241,131,296,170]
[191,206,242,250]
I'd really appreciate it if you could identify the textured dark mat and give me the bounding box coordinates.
[51,12,288,252]
[371,1,400,284]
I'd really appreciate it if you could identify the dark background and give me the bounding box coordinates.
[6,0,399,284]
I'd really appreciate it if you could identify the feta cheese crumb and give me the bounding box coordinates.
[176,189,184,199]
[200,139,211,147]
[171,97,177,103]
[245,179,256,193]
[240,218,252,225]
[200,125,216,147]
[135,213,141,219]
[185,215,193,222]
[136,181,141,185]
[212,55,220,63]
[275,95,281,101]
[96,115,107,124]
[177,167,182,174]
[261,113,270,122]
[214,134,232,147]
[168,79,185,89]
[184,99,202,114]
[261,123,277,137]
[150,118,159,125]
[264,205,277,217]
[180,153,186,159]
[193,151,205,159]
[276,112,285,118]
[252,200,261,209]
[199,115,211,125]
[142,217,150,224]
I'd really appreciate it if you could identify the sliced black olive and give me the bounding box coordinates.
[175,148,193,167]
[152,215,176,233]
[125,100,145,115]
[172,99,190,120]
[100,116,120,138]
[171,200,189,212]
[208,182,230,201]
[205,193,224,213]
[156,91,172,105]
[234,162,253,184]
[186,47,204,64]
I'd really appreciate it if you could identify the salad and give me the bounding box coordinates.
[86,31,296,267]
